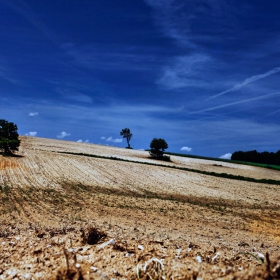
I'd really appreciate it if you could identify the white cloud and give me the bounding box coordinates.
[180,146,192,152]
[106,136,123,143]
[28,112,38,117]
[76,139,89,143]
[219,153,232,160]
[25,131,37,136]
[57,131,70,139]
[100,136,123,143]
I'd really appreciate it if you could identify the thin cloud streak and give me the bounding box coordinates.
[5,1,60,47]
[0,64,20,84]
[257,108,280,121]
[191,91,280,114]
[208,67,280,100]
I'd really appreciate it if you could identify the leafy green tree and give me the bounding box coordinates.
[120,128,132,148]
[149,138,168,159]
[0,120,21,154]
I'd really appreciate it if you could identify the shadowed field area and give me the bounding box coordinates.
[0,136,280,279]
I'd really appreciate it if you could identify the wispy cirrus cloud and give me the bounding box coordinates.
[56,87,93,103]
[257,108,280,121]
[144,0,237,48]
[0,60,20,84]
[191,91,280,114]
[144,0,193,47]
[157,54,212,89]
[62,43,161,74]
[64,92,92,103]
[208,67,280,100]
[4,1,60,47]
[144,1,225,91]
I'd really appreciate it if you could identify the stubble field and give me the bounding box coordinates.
[0,136,280,279]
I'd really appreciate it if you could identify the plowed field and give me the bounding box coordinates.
[0,136,279,279]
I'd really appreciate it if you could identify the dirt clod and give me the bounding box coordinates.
[81,227,107,245]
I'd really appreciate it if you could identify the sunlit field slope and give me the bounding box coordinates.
[0,136,279,279]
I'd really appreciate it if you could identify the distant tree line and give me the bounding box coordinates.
[231,150,280,165]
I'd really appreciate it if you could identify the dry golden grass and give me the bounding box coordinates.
[0,157,19,170]
[0,136,279,279]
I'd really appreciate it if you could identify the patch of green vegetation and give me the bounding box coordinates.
[56,151,280,186]
[163,151,280,171]
[231,161,280,171]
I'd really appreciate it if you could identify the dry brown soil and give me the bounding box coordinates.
[0,136,280,279]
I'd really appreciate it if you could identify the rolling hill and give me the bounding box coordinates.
[0,136,279,279]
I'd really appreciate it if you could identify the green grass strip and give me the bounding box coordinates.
[57,151,280,186]
[162,151,280,171]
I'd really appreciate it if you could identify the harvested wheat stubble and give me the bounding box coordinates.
[0,222,280,279]
[0,136,280,279]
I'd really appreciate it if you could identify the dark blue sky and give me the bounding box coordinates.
[1,0,280,158]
